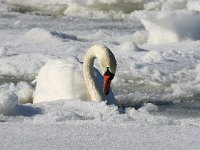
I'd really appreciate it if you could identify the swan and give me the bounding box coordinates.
[33,45,117,104]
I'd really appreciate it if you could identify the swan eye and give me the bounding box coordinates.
[104,67,115,80]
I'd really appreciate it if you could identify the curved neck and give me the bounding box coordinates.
[83,45,116,102]
[83,46,103,101]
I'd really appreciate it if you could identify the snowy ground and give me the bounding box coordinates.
[1,0,200,149]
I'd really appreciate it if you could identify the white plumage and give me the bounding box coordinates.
[33,45,117,104]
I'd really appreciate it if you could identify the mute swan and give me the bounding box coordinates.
[33,45,117,104]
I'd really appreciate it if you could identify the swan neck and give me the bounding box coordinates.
[83,50,103,101]
[83,45,116,102]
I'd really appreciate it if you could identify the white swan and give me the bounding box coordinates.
[33,45,117,104]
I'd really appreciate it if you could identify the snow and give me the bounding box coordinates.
[1,0,200,149]
[136,0,200,44]
[1,121,200,150]
[0,88,17,115]
[188,0,200,11]
[4,0,145,17]
[2,100,200,149]
[0,46,7,57]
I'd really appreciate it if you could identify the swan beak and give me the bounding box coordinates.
[104,67,115,95]
[103,74,113,95]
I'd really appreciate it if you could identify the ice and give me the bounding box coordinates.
[144,0,194,11]
[144,1,162,11]
[1,0,200,149]
[118,41,142,54]
[19,28,61,44]
[5,0,68,15]
[135,0,200,44]
[0,46,7,57]
[5,0,200,19]
[4,0,145,17]
[18,28,78,44]
[142,50,164,63]
[0,87,17,115]
[137,10,200,44]
[161,0,187,11]
[187,0,200,12]
[0,53,52,79]
[12,82,33,104]
[132,30,148,44]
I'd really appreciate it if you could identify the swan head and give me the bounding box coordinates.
[83,45,117,101]
[98,46,117,96]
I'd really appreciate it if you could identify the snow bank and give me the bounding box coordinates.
[0,81,34,115]
[187,0,200,11]
[132,30,148,44]
[170,82,200,98]
[5,0,68,15]
[5,0,200,18]
[0,53,51,78]
[138,10,200,44]
[0,46,7,57]
[5,0,144,17]
[0,85,17,115]
[118,41,142,54]
[32,100,120,123]
[161,0,187,11]
[0,28,74,78]
[136,0,200,44]
[0,81,34,114]
[28,99,165,125]
[144,0,195,11]
[18,28,77,44]
[142,50,164,63]
[0,0,8,13]
[5,0,200,44]
[11,82,33,104]
[19,28,60,44]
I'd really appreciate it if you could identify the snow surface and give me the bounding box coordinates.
[1,0,200,149]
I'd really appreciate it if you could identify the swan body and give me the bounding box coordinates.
[33,45,117,104]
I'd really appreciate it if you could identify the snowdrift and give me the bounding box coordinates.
[4,0,200,44]
[5,0,144,16]
[4,0,200,17]
[138,10,200,44]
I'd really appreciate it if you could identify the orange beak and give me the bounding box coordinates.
[103,74,112,95]
[103,68,115,95]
